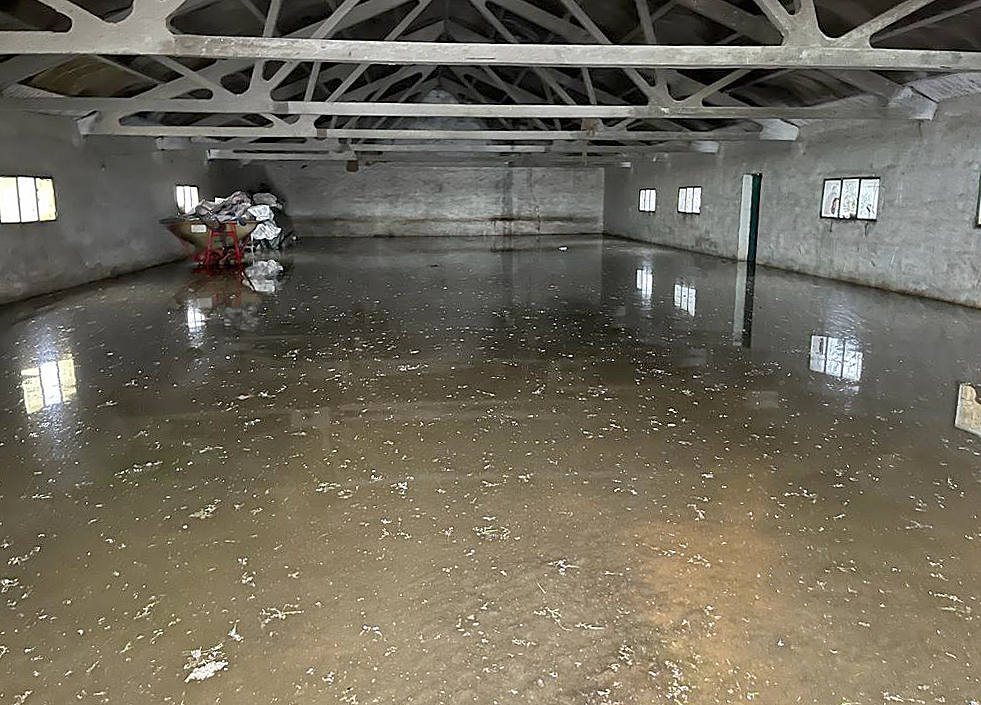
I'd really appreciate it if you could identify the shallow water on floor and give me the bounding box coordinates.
[0,236,979,704]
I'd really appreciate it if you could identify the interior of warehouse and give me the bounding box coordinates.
[2,1,981,702]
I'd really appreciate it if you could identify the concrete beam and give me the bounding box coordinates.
[450,17,793,136]
[138,125,761,140]
[3,35,981,72]
[206,150,687,166]
[195,131,757,150]
[674,0,938,118]
[208,141,718,156]
[0,96,924,123]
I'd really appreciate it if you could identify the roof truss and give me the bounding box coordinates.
[0,0,977,161]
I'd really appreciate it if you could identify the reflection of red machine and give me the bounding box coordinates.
[175,260,286,312]
[176,270,264,337]
[161,218,259,269]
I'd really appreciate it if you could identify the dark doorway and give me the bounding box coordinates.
[739,173,763,266]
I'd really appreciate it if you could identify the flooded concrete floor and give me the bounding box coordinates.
[0,236,979,705]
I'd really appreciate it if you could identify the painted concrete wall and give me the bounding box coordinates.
[0,112,237,304]
[604,95,981,308]
[240,163,605,237]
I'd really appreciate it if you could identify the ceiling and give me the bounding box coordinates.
[1,0,980,165]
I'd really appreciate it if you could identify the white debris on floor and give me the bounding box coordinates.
[183,644,228,683]
[246,260,284,280]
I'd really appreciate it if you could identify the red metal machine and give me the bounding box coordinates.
[161,218,259,270]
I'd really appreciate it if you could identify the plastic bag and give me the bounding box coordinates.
[251,221,282,241]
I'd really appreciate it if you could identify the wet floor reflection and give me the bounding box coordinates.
[177,260,289,345]
[21,355,76,414]
[635,265,653,304]
[0,237,980,704]
[673,281,697,317]
[955,383,981,437]
[809,334,864,383]
[732,261,756,348]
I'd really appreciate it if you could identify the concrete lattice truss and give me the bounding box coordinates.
[0,0,978,165]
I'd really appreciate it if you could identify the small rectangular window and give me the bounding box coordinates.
[638,188,656,213]
[17,177,39,223]
[821,177,879,221]
[176,184,200,215]
[36,179,57,221]
[0,178,18,224]
[0,176,57,223]
[677,186,702,215]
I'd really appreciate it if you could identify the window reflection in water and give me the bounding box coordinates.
[955,383,981,438]
[635,267,653,303]
[673,283,696,317]
[186,301,208,333]
[809,335,863,382]
[185,297,211,347]
[22,355,77,415]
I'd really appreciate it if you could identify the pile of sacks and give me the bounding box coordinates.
[193,190,291,249]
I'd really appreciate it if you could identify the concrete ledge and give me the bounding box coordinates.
[290,216,602,238]
[604,231,981,310]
